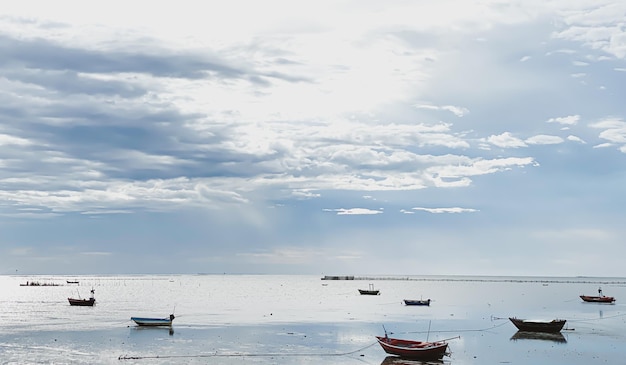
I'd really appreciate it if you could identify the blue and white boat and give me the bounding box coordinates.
[131,314,175,327]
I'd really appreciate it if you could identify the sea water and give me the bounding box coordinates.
[0,274,625,364]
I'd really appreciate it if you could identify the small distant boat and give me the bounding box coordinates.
[131,314,175,327]
[359,289,380,295]
[580,287,615,303]
[359,283,380,295]
[404,299,431,306]
[66,280,79,284]
[375,335,449,360]
[509,317,566,333]
[68,289,95,306]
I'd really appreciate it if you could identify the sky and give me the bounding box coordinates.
[1,1,626,276]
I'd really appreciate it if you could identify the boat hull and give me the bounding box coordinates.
[131,315,175,327]
[68,298,95,306]
[580,295,615,303]
[404,299,430,306]
[375,336,448,360]
[509,317,565,333]
[359,289,380,295]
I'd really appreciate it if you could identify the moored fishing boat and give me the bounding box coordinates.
[580,295,615,303]
[404,299,430,306]
[509,317,566,333]
[68,289,96,306]
[131,314,175,327]
[580,287,615,303]
[359,283,380,295]
[375,335,450,360]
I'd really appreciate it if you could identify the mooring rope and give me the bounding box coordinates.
[118,341,378,360]
[565,311,626,323]
[395,319,509,336]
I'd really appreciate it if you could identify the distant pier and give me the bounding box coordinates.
[321,275,354,280]
[320,275,626,284]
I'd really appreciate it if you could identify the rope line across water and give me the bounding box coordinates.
[118,341,378,361]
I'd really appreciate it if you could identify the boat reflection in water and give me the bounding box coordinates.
[130,326,174,336]
[380,355,444,365]
[510,330,567,343]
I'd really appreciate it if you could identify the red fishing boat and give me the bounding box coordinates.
[375,335,450,360]
[580,295,615,303]
[580,287,615,303]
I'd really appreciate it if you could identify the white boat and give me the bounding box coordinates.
[131,314,175,326]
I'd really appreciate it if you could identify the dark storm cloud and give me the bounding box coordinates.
[0,34,244,80]
[4,69,147,97]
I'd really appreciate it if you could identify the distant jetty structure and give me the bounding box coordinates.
[320,275,626,284]
[321,275,354,280]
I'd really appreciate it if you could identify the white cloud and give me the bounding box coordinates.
[525,135,564,145]
[591,118,626,148]
[79,251,112,256]
[323,208,383,215]
[486,132,527,148]
[546,115,580,125]
[0,134,33,146]
[415,103,470,117]
[412,207,478,214]
[593,142,613,148]
[567,135,586,144]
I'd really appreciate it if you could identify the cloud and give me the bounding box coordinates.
[415,103,470,117]
[79,251,112,256]
[590,118,626,151]
[412,207,478,214]
[525,134,564,145]
[323,208,384,215]
[486,132,527,148]
[567,135,586,144]
[552,3,626,59]
[546,115,580,125]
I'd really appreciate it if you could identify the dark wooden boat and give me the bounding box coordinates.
[580,295,615,303]
[131,314,175,327]
[359,289,380,295]
[404,299,430,306]
[68,297,95,306]
[376,336,449,360]
[68,289,95,306]
[509,317,566,333]
[359,283,380,295]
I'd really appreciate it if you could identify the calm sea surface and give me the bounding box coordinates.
[1,274,625,364]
